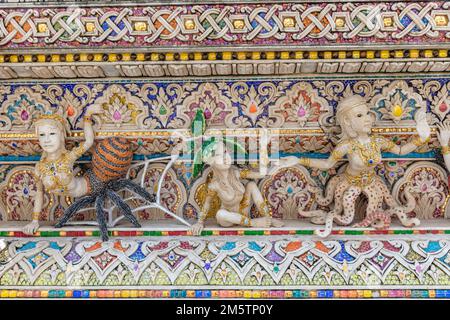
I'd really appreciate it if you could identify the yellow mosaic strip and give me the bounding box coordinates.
[0,127,437,139]
[371,127,438,133]
[0,49,449,64]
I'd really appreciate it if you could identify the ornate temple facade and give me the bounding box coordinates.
[0,0,449,299]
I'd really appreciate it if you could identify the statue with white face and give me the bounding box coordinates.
[190,137,284,236]
[22,105,103,235]
[276,94,431,237]
[37,123,63,153]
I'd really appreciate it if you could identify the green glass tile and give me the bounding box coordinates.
[393,230,413,234]
[244,230,264,235]
[345,230,363,235]
[295,230,314,235]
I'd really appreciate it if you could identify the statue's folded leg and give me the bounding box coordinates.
[216,209,272,228]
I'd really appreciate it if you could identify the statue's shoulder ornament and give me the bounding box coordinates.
[331,139,350,161]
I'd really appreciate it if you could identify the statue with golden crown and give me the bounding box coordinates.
[277,94,431,237]
[23,107,101,235]
[24,106,156,241]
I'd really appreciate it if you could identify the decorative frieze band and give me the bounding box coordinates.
[0,2,449,49]
[1,49,450,79]
[0,237,449,289]
[0,77,446,158]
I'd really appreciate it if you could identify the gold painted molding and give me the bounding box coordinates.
[0,49,448,64]
[0,127,437,139]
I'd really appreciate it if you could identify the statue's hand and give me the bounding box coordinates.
[190,222,204,236]
[22,220,40,235]
[415,109,431,141]
[437,122,450,147]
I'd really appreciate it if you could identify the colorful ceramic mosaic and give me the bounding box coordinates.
[0,160,447,223]
[1,77,450,133]
[0,0,449,301]
[0,237,449,290]
[0,77,447,222]
[0,2,450,49]
[0,288,449,299]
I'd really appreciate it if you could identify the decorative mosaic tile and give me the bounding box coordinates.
[0,2,449,49]
[0,238,449,289]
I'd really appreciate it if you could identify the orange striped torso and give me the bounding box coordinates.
[91,137,133,183]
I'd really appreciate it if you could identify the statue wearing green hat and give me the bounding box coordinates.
[186,110,284,236]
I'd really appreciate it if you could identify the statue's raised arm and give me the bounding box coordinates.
[23,105,104,235]
[437,121,450,172]
[384,109,431,155]
[277,94,421,237]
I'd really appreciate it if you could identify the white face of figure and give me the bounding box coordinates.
[345,104,373,135]
[208,142,232,170]
[37,124,63,154]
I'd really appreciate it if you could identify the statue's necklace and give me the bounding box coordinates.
[350,137,380,166]
[38,152,73,194]
[39,151,71,176]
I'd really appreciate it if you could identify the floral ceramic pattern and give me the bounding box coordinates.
[0,238,449,287]
[1,78,449,133]
[393,162,449,219]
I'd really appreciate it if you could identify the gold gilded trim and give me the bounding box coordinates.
[0,127,438,139]
[0,49,449,65]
